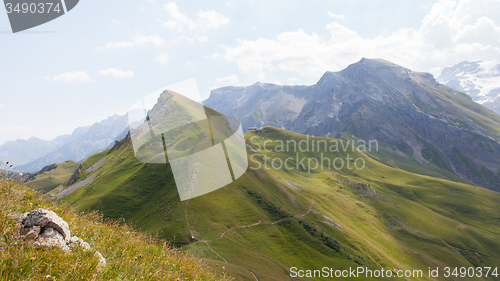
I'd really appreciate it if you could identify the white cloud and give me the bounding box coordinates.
[53,71,92,83]
[94,41,134,52]
[99,68,135,79]
[217,30,336,80]
[173,35,194,43]
[208,74,240,95]
[106,41,134,49]
[213,74,240,89]
[133,34,167,47]
[162,2,229,33]
[95,34,166,52]
[156,53,170,64]
[197,35,208,42]
[163,20,182,31]
[0,104,5,109]
[213,0,500,81]
[165,2,190,23]
[197,10,230,31]
[428,66,443,77]
[455,16,500,46]
[327,12,344,20]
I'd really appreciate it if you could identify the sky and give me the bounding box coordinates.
[0,0,499,145]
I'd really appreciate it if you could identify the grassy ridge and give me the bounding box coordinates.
[26,160,81,193]
[0,179,230,281]
[59,126,500,280]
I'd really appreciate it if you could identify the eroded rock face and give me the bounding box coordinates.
[8,208,106,269]
[23,208,71,243]
[24,225,41,241]
[33,227,70,253]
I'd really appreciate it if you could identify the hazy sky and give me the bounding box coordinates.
[1,0,499,144]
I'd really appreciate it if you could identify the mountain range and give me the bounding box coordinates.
[1,114,129,173]
[0,135,69,167]
[437,59,500,114]
[204,58,500,192]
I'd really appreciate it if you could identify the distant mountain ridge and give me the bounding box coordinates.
[13,114,129,172]
[0,135,70,167]
[204,58,500,191]
[437,59,500,114]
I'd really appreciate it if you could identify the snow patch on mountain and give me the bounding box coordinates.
[437,59,500,114]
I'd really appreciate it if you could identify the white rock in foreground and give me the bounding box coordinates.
[8,208,106,269]
[23,208,71,243]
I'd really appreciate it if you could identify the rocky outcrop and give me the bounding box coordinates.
[64,163,83,186]
[8,208,106,269]
[23,208,71,243]
[34,164,57,176]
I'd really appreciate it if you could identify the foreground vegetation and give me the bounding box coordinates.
[0,179,230,281]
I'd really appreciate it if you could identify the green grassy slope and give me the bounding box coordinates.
[0,180,230,281]
[26,160,81,192]
[60,126,500,280]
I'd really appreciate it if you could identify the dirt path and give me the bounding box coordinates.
[56,156,110,199]
[56,143,134,199]
[57,175,96,199]
[204,241,228,263]
[85,156,108,173]
[249,271,259,281]
[195,197,317,244]
[189,196,318,278]
[296,197,315,218]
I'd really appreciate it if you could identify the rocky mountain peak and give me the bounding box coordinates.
[204,58,500,192]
